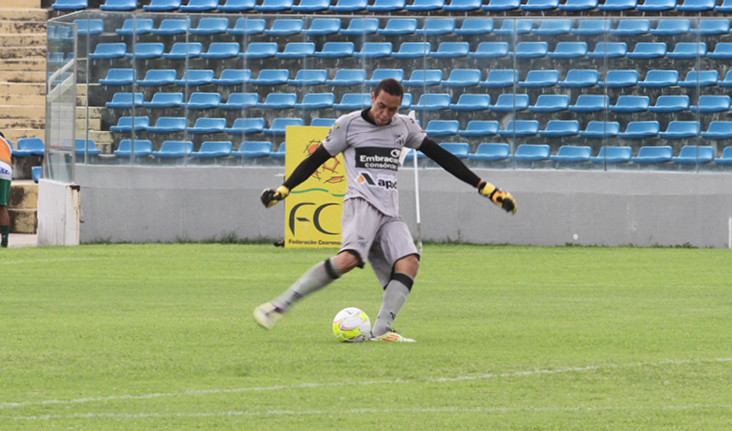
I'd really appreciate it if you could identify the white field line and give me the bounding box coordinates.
[1,357,730,411]
[0,257,107,266]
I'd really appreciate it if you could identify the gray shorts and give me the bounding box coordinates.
[340,197,419,287]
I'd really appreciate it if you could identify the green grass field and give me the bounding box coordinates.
[2,243,732,430]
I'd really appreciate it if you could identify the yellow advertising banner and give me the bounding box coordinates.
[284,125,346,248]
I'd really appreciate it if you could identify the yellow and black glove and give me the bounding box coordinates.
[260,185,290,208]
[478,181,516,215]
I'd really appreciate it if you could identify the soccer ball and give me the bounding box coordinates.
[332,307,371,343]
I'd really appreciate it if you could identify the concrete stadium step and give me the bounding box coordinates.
[0,94,45,105]
[2,128,45,142]
[77,106,104,119]
[0,58,46,71]
[0,34,47,48]
[0,8,48,21]
[0,118,45,130]
[0,71,46,83]
[0,21,46,35]
[0,0,42,8]
[0,105,45,120]
[0,46,46,61]
[0,82,45,96]
[8,181,38,234]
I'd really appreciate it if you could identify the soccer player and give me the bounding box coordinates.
[254,78,516,342]
[0,131,12,248]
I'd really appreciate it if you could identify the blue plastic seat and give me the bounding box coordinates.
[264,19,303,36]
[419,19,454,35]
[715,147,732,165]
[529,94,569,112]
[512,42,548,59]
[257,93,297,109]
[626,42,667,59]
[408,0,445,10]
[691,95,730,113]
[599,0,637,10]
[580,122,620,138]
[174,70,214,87]
[330,0,368,11]
[302,18,341,36]
[188,118,226,135]
[89,43,127,60]
[425,121,459,137]
[649,95,689,113]
[550,145,591,162]
[110,117,150,132]
[114,140,153,158]
[224,118,265,135]
[354,42,392,59]
[270,143,287,159]
[639,70,678,88]
[14,138,45,156]
[467,143,509,161]
[707,43,732,59]
[519,70,559,88]
[151,19,187,35]
[559,69,598,88]
[494,19,533,35]
[255,0,294,11]
[455,18,494,35]
[601,70,638,88]
[699,19,730,35]
[288,69,327,86]
[677,0,714,11]
[249,69,289,86]
[702,122,732,139]
[187,92,221,110]
[333,94,372,110]
[52,0,88,10]
[412,94,451,111]
[144,0,181,10]
[292,0,330,11]
[163,43,202,60]
[125,43,164,60]
[191,141,232,159]
[366,69,404,85]
[340,18,378,35]
[533,19,571,35]
[116,19,154,35]
[631,146,673,164]
[479,69,518,88]
[522,0,559,9]
[482,0,519,10]
[590,146,632,163]
[73,19,104,36]
[444,0,481,10]
[511,144,550,161]
[572,20,610,35]
[152,141,193,158]
[311,119,336,127]
[197,42,237,60]
[147,117,187,134]
[75,139,101,156]
[220,93,258,110]
[548,42,587,59]
[540,121,580,137]
[667,42,706,59]
[106,92,144,109]
[393,42,431,59]
[137,69,176,87]
[403,70,443,87]
[570,95,608,112]
[430,42,470,58]
[326,69,366,86]
[188,18,227,36]
[441,69,481,87]
[315,42,355,59]
[449,94,490,111]
[276,42,315,59]
[180,0,217,11]
[458,121,500,137]
[499,121,540,137]
[367,0,405,10]
[469,42,510,59]
[673,146,714,164]
[610,96,650,113]
[610,19,650,36]
[379,19,417,36]
[232,141,273,159]
[638,0,675,10]
[660,121,699,139]
[295,93,335,110]
[650,19,690,35]
[264,118,304,136]
[489,94,530,111]
[719,70,732,87]
[99,68,136,86]
[619,121,660,139]
[218,0,256,10]
[143,92,184,108]
[559,0,597,10]
[213,69,251,86]
[439,143,470,158]
[679,70,718,88]
[240,42,277,59]
[227,18,265,35]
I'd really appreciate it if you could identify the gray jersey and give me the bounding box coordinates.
[321,109,426,217]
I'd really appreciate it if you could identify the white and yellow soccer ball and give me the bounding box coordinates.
[332,307,371,343]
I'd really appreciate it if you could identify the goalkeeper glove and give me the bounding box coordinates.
[260,185,290,208]
[478,181,517,215]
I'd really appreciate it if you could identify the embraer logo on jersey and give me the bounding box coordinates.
[357,173,397,190]
[355,147,400,171]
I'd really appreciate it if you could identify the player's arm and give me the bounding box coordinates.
[418,137,516,214]
[261,145,333,208]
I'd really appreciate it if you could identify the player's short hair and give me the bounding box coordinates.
[374,78,403,99]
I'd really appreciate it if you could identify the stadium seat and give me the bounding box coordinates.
[116,19,153,35]
[365,69,404,85]
[110,116,150,133]
[590,146,632,163]
[403,70,443,87]
[458,121,500,137]
[540,121,580,137]
[512,42,548,59]
[163,42,202,60]
[548,42,588,59]
[174,70,214,87]
[626,42,667,59]
[559,69,598,88]
[213,69,251,86]
[559,0,597,10]
[659,121,699,139]
[333,93,372,110]
[638,0,675,10]
[441,69,481,87]
[295,93,335,110]
[255,0,294,10]
[191,141,232,159]
[707,42,732,59]
[264,19,303,36]
[494,19,533,35]
[439,143,470,158]
[619,121,660,139]
[572,20,610,35]
[529,94,569,112]
[610,96,650,113]
[407,0,445,10]
[699,19,729,34]
[631,146,673,164]
[718,70,732,87]
[190,17,228,35]
[326,69,366,86]
[479,69,518,87]
[114,140,153,158]
[511,144,550,161]
[220,93,258,110]
[449,94,490,111]
[224,118,265,135]
[239,42,278,59]
[650,19,690,35]
[227,18,265,35]
[199,42,238,60]
[186,92,221,110]
[74,19,104,36]
[418,19,455,35]
[147,117,187,133]
[411,94,451,111]
[393,42,432,59]
[14,138,45,156]
[550,145,591,162]
[519,70,559,88]
[152,141,193,158]
[89,43,127,60]
[218,0,256,10]
[188,118,226,134]
[667,42,706,59]
[257,93,297,109]
[580,122,620,138]
[599,0,637,10]
[455,18,494,35]
[126,43,164,60]
[302,18,341,36]
[425,121,459,137]
[292,0,330,11]
[444,0,481,10]
[151,19,187,35]
[639,70,678,88]
[469,42,510,59]
[467,143,509,161]
[232,141,273,158]
[137,69,176,87]
[649,95,689,113]
[340,18,378,35]
[533,19,571,35]
[264,118,304,136]
[311,118,336,127]
[288,69,327,86]
[677,0,714,11]
[498,121,540,137]
[52,0,88,10]
[249,69,289,86]
[520,0,558,9]
[482,0,519,10]
[270,143,287,159]
[672,146,714,164]
[144,0,181,10]
[601,70,638,88]
[143,92,184,108]
[702,121,732,139]
[330,0,368,11]
[379,19,417,36]
[430,42,470,58]
[367,0,405,10]
[679,70,718,88]
[314,42,355,59]
[691,95,730,113]
[715,147,732,165]
[610,19,650,36]
[75,139,101,156]
[106,92,144,109]
[181,0,218,10]
[99,69,136,86]
[490,93,530,111]
[276,42,316,59]
[570,95,609,112]
[354,42,392,59]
